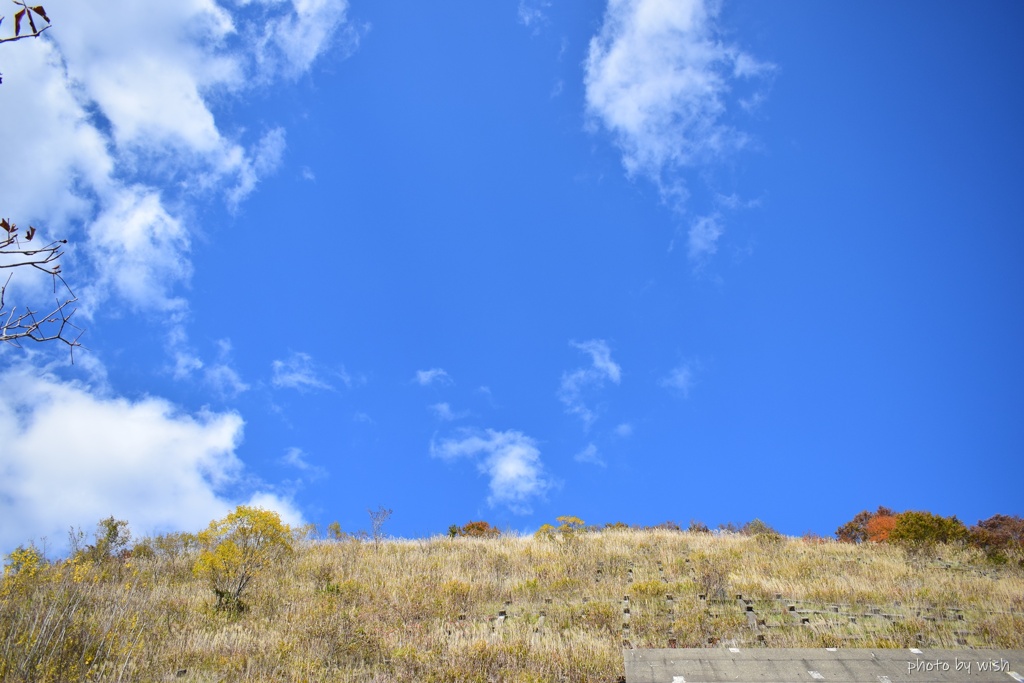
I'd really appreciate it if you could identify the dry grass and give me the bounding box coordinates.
[2,529,1022,681]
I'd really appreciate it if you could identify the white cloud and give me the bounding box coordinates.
[584,0,772,202]
[575,339,622,383]
[168,337,248,398]
[205,363,250,398]
[282,447,309,469]
[0,366,299,555]
[687,213,724,264]
[81,187,192,317]
[0,0,355,351]
[431,428,551,514]
[661,362,696,398]
[279,446,326,480]
[227,127,288,208]
[517,0,551,31]
[239,0,362,80]
[271,351,342,392]
[429,402,468,422]
[201,339,250,398]
[242,491,306,529]
[414,368,452,386]
[614,422,633,437]
[574,443,605,467]
[559,339,621,428]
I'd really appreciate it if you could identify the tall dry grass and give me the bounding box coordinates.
[2,529,1022,681]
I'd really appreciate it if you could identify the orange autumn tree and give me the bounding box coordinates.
[865,513,898,542]
[836,506,896,543]
[448,520,501,538]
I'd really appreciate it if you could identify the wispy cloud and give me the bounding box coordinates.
[271,351,345,392]
[280,446,327,480]
[414,368,453,386]
[431,428,552,514]
[574,443,605,467]
[559,339,621,429]
[518,0,551,33]
[0,365,299,555]
[204,360,250,399]
[614,422,634,437]
[661,361,697,398]
[173,338,249,399]
[429,402,468,422]
[687,213,724,265]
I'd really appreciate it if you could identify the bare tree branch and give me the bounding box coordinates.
[0,218,82,360]
[0,5,81,359]
[0,23,48,44]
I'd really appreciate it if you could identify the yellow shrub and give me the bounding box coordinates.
[193,505,293,609]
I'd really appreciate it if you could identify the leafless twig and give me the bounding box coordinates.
[0,218,83,360]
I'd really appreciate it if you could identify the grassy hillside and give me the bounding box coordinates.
[3,527,1023,682]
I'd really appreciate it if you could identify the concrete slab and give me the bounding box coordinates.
[623,648,1024,683]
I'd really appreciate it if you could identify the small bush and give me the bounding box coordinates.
[536,516,586,542]
[327,521,347,541]
[741,519,779,538]
[688,520,711,534]
[691,552,732,599]
[449,521,501,538]
[801,530,829,544]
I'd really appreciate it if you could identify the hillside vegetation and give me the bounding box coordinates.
[2,512,1023,682]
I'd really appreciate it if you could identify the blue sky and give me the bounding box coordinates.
[2,0,1022,554]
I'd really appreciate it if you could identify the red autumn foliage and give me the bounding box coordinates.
[836,506,895,543]
[865,514,897,543]
[449,521,501,538]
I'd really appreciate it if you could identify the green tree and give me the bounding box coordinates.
[80,516,131,563]
[194,506,294,610]
[889,510,967,550]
